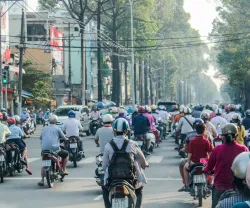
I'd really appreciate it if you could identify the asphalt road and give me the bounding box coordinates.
[0,126,212,208]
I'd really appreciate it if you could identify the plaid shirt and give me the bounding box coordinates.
[216,190,250,208]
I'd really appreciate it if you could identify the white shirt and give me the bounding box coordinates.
[225,112,235,122]
[62,118,83,137]
[90,111,100,119]
[210,116,228,135]
[177,115,196,134]
[75,111,83,121]
[157,110,170,122]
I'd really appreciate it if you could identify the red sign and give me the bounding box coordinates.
[50,25,63,51]
[2,88,14,94]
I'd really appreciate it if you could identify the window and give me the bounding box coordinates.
[27,24,47,41]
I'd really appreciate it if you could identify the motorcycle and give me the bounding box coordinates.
[41,150,66,188]
[213,136,223,147]
[65,137,84,168]
[90,117,102,135]
[134,132,155,156]
[0,144,7,183]
[189,158,212,207]
[95,153,104,186]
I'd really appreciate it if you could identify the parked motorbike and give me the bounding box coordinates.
[95,153,104,186]
[189,158,212,207]
[213,136,223,147]
[90,118,102,135]
[65,137,84,168]
[0,144,7,183]
[41,150,66,188]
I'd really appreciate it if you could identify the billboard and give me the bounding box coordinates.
[50,25,64,75]
[1,2,10,63]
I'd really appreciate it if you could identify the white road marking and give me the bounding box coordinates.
[28,158,40,163]
[147,156,163,163]
[94,195,103,201]
[78,157,96,164]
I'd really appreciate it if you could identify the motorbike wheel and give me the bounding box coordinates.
[72,153,77,168]
[0,166,4,183]
[46,170,54,188]
[85,130,91,136]
[9,160,15,177]
[198,188,203,207]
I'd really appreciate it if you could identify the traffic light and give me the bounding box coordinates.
[2,66,9,84]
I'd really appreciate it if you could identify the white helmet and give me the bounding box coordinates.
[212,104,218,111]
[184,107,192,114]
[201,112,210,120]
[231,152,250,180]
[235,105,240,110]
[119,108,125,114]
[49,115,58,124]
[102,114,113,123]
[232,113,242,122]
[216,108,223,115]
[112,107,118,113]
[145,105,151,112]
[14,115,21,122]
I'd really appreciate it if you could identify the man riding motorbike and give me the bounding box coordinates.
[62,110,84,157]
[0,112,11,144]
[242,110,250,130]
[6,117,32,175]
[231,114,246,145]
[210,109,228,135]
[90,105,101,120]
[151,105,164,140]
[102,118,148,208]
[39,115,69,186]
[201,112,218,139]
[20,108,30,133]
[95,114,114,153]
[203,123,248,208]
[43,109,51,126]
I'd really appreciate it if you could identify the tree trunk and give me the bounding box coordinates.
[144,59,148,105]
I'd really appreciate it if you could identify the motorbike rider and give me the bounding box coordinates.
[0,112,11,144]
[242,110,250,130]
[215,152,250,208]
[29,109,37,129]
[39,115,69,186]
[151,105,164,139]
[179,120,213,192]
[62,110,85,157]
[157,105,170,137]
[95,114,114,153]
[210,104,219,120]
[231,114,246,145]
[192,105,203,119]
[6,117,32,175]
[90,105,101,120]
[176,107,196,149]
[102,118,148,208]
[201,112,218,139]
[14,115,29,138]
[203,123,248,208]
[224,104,236,122]
[210,109,228,135]
[43,109,51,126]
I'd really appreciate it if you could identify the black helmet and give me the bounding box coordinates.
[246,110,250,117]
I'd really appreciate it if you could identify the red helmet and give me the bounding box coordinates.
[225,105,230,112]
[138,106,146,113]
[7,117,16,125]
[0,112,2,120]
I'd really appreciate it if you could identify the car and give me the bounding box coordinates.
[157,101,178,112]
[53,105,91,136]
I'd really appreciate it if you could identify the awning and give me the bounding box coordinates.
[22,90,32,98]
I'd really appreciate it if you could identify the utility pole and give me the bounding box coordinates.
[97,0,102,102]
[125,60,128,105]
[0,5,2,109]
[149,55,153,105]
[18,9,25,115]
[144,59,148,105]
[163,59,166,100]
[68,23,72,105]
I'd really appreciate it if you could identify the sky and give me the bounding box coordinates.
[27,0,38,10]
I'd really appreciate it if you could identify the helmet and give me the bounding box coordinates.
[173,105,179,111]
[151,105,157,111]
[133,106,138,112]
[14,115,21,122]
[113,118,129,133]
[201,112,210,120]
[1,108,6,112]
[87,102,93,108]
[235,104,240,110]
[193,118,204,128]
[112,107,118,114]
[138,106,146,113]
[68,110,76,118]
[147,107,152,113]
[225,105,230,112]
[0,112,2,120]
[49,115,58,124]
[246,110,250,117]
[231,113,242,122]
[96,102,104,109]
[144,105,151,113]
[212,104,218,111]
[102,114,113,123]
[216,108,223,115]
[7,117,16,125]
[229,104,236,111]
[231,152,250,180]
[222,123,238,135]
[158,105,165,110]
[119,108,125,114]
[120,106,125,109]
[184,107,192,114]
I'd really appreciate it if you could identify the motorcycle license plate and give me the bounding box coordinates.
[70,143,78,148]
[42,160,51,167]
[215,141,222,146]
[137,141,143,146]
[0,155,5,162]
[112,198,129,208]
[193,174,206,184]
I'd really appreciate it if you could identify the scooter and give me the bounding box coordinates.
[213,136,223,147]
[95,153,104,186]
[0,144,7,183]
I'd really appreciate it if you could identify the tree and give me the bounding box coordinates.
[38,0,59,11]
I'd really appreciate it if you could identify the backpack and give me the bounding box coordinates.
[108,139,135,182]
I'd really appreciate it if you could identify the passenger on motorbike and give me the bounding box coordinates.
[20,108,30,121]
[62,110,84,156]
[242,110,250,130]
[7,117,32,175]
[203,124,248,208]
[102,118,148,208]
[0,112,11,144]
[231,114,246,145]
[179,121,213,192]
[210,109,228,135]
[39,115,69,186]
[201,112,218,139]
[95,114,114,153]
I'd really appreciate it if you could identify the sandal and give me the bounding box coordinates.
[38,181,44,186]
